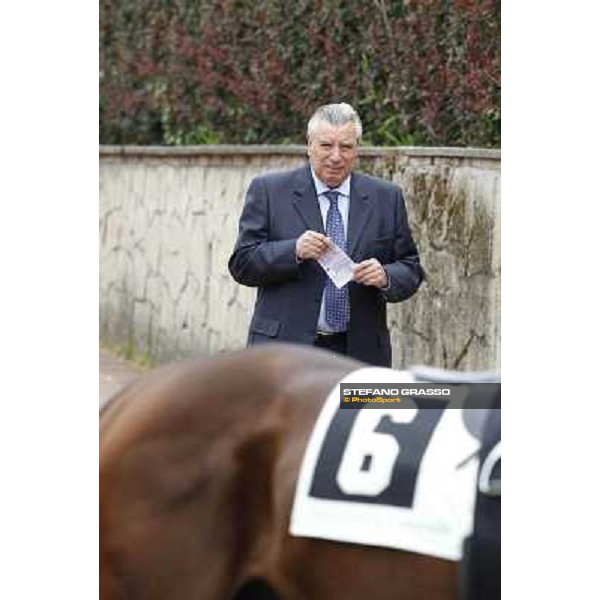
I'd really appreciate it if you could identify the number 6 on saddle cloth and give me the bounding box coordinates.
[290,367,500,600]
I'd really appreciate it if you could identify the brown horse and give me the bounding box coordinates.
[100,344,494,600]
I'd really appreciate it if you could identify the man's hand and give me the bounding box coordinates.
[353,258,388,288]
[296,230,331,260]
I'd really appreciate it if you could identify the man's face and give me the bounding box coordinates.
[307,122,358,188]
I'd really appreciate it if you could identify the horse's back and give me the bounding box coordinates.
[100,345,358,599]
[100,345,463,600]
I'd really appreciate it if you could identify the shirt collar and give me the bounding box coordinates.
[310,166,351,198]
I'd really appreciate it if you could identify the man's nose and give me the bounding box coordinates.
[330,145,342,161]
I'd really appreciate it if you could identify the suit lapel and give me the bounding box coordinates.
[292,166,324,234]
[347,173,373,258]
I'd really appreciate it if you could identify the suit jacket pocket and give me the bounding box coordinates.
[372,235,395,244]
[250,316,281,338]
[367,236,394,263]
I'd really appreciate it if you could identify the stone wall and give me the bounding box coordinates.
[100,145,500,370]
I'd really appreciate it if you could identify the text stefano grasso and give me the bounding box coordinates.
[342,387,451,396]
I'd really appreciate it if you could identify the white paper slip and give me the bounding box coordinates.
[317,243,356,288]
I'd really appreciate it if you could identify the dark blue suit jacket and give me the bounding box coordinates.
[228,165,423,366]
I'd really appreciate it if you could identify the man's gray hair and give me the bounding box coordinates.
[307,102,363,142]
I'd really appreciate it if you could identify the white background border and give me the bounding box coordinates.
[503,2,599,597]
[1,3,97,598]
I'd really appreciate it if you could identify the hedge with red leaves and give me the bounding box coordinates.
[100,0,500,147]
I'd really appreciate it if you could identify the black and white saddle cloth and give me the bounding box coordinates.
[290,366,500,563]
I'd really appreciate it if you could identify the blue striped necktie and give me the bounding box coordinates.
[324,190,350,331]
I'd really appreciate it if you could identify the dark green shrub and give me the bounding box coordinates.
[100,0,500,147]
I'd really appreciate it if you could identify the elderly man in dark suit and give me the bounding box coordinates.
[228,102,423,367]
